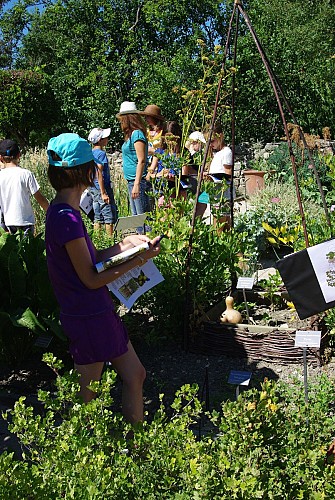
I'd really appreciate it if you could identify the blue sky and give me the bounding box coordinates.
[2,0,17,11]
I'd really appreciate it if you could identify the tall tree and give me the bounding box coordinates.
[1,0,226,144]
[235,0,335,141]
[0,69,59,145]
[1,0,334,144]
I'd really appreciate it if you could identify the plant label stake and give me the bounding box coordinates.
[295,331,321,403]
[198,366,210,439]
[228,370,252,400]
[236,277,254,324]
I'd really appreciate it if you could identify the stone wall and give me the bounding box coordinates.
[235,139,335,164]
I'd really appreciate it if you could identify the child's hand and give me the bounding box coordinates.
[123,234,150,247]
[150,235,163,247]
[145,236,161,260]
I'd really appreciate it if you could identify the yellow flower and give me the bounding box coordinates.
[247,402,256,411]
[267,402,278,412]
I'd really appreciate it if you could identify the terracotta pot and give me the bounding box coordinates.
[243,170,266,195]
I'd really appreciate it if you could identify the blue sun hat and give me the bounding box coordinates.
[47,133,94,167]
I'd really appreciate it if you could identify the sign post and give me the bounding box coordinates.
[294,330,321,403]
[236,277,254,324]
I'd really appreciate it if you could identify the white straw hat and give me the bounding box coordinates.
[116,101,143,117]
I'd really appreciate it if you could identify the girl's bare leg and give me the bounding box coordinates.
[111,341,146,424]
[74,361,104,403]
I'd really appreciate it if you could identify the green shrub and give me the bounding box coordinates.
[2,357,335,499]
[266,142,331,197]
[235,180,327,257]
[19,148,55,235]
[134,190,251,339]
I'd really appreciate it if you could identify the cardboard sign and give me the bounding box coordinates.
[114,214,147,232]
[79,189,93,214]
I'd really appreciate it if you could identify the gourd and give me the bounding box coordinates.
[220,296,242,324]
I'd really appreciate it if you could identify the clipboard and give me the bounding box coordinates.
[114,214,147,232]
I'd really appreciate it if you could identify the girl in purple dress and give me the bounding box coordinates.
[45,132,161,423]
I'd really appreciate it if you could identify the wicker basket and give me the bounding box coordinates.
[193,321,327,366]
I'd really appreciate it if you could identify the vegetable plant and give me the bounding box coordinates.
[0,230,64,364]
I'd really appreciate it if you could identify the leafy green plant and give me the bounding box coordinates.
[257,270,284,310]
[174,39,233,145]
[1,354,203,499]
[0,230,64,364]
[323,308,335,348]
[20,148,55,234]
[207,376,335,498]
[134,191,250,339]
[324,152,335,209]
[2,360,335,499]
[262,221,300,251]
[108,155,130,217]
[235,178,325,257]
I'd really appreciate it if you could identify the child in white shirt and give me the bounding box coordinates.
[0,139,49,234]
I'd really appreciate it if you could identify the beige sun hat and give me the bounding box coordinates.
[116,101,143,117]
[142,104,165,121]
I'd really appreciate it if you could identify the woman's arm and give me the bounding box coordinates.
[132,140,146,199]
[223,147,233,176]
[65,235,161,289]
[223,164,232,176]
[146,155,158,180]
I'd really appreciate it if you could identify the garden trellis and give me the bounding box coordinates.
[184,0,333,350]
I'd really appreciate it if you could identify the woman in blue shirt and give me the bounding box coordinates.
[116,101,149,216]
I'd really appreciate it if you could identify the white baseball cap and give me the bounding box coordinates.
[87,127,111,144]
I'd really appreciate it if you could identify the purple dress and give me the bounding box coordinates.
[45,203,128,364]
